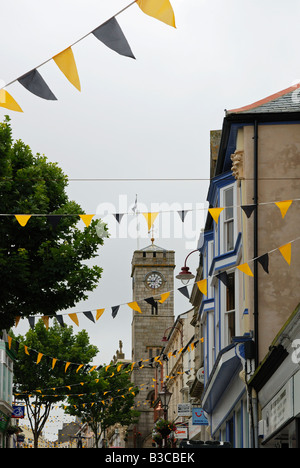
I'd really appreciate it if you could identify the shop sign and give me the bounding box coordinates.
[175,427,188,439]
[177,403,192,417]
[0,411,9,431]
[262,380,293,439]
[12,405,25,419]
[192,408,208,426]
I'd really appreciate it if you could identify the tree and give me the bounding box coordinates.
[64,365,140,448]
[0,116,107,330]
[12,320,99,448]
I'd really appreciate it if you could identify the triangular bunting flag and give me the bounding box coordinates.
[83,311,95,323]
[47,215,63,229]
[216,271,229,287]
[279,243,292,265]
[142,212,159,231]
[56,315,65,327]
[28,317,35,330]
[237,263,254,277]
[18,69,57,100]
[0,89,23,112]
[36,353,43,365]
[7,335,12,350]
[113,213,125,224]
[53,47,81,91]
[241,205,256,218]
[177,211,189,222]
[68,313,79,326]
[65,362,71,373]
[275,200,293,219]
[208,208,224,224]
[52,358,57,370]
[96,309,105,321]
[137,0,176,28]
[197,279,207,296]
[42,316,49,330]
[24,345,30,356]
[15,215,31,227]
[178,286,190,299]
[257,253,269,274]
[15,316,21,328]
[145,297,157,307]
[79,215,95,227]
[128,302,142,314]
[92,17,135,59]
[159,292,170,303]
[112,305,120,319]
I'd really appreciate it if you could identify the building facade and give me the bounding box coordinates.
[128,241,175,448]
[196,84,300,448]
[0,332,15,448]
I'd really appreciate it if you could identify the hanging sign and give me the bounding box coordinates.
[192,408,208,426]
[12,405,25,419]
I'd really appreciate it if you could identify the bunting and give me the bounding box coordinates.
[208,207,224,224]
[53,47,81,91]
[237,263,254,277]
[18,69,57,100]
[92,17,135,59]
[0,1,175,112]
[275,200,293,219]
[137,0,176,28]
[142,212,159,231]
[279,242,292,265]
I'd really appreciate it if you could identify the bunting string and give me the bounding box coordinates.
[0,0,176,112]
[11,234,300,331]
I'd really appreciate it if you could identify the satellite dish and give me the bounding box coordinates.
[196,367,204,384]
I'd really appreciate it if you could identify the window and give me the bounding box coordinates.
[224,187,234,252]
[225,273,235,344]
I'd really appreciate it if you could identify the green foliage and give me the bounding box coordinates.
[0,116,107,330]
[64,365,140,447]
[12,320,99,447]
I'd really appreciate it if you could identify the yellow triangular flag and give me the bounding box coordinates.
[15,215,31,227]
[53,47,81,91]
[197,279,207,296]
[96,309,105,321]
[7,335,12,350]
[24,345,30,356]
[275,200,293,219]
[42,316,49,330]
[279,243,292,265]
[52,358,57,370]
[88,366,97,373]
[79,215,95,227]
[142,212,159,231]
[237,263,254,277]
[128,301,142,313]
[15,316,21,328]
[159,292,170,303]
[68,313,79,326]
[137,0,176,28]
[36,353,43,364]
[0,89,23,112]
[65,362,71,373]
[208,208,224,224]
[76,364,84,373]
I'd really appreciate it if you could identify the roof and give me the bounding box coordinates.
[227,82,300,115]
[139,242,167,253]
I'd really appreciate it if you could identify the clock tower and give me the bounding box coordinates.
[129,240,175,448]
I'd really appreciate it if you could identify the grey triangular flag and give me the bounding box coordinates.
[112,305,120,319]
[92,17,135,59]
[178,210,189,222]
[113,213,124,224]
[56,315,65,327]
[28,316,35,329]
[18,69,57,100]
[178,286,190,299]
[83,311,95,323]
[241,205,256,218]
[257,253,269,274]
[216,271,229,287]
[47,215,63,229]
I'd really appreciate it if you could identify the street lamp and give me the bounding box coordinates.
[175,249,199,285]
[158,384,172,421]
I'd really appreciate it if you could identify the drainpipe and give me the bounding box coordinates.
[253,120,259,369]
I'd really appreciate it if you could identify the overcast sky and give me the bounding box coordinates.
[3,0,300,369]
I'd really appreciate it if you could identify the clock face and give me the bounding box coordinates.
[145,272,164,290]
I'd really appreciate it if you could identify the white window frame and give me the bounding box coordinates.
[220,183,237,255]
